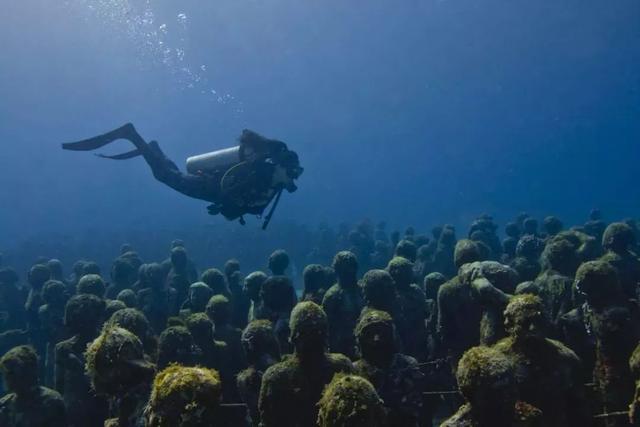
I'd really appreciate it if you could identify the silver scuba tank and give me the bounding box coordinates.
[186,146,241,174]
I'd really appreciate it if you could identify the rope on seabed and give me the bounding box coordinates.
[592,411,628,419]
[420,391,630,420]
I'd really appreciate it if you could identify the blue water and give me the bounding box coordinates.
[1,0,639,267]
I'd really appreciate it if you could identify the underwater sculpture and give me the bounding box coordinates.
[0,345,67,427]
[322,251,363,359]
[62,123,303,228]
[354,309,424,426]
[442,346,543,427]
[316,374,386,427]
[493,294,589,427]
[258,301,353,427]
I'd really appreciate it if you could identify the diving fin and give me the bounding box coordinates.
[96,149,142,160]
[62,123,142,151]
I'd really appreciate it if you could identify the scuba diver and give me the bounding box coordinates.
[62,123,303,229]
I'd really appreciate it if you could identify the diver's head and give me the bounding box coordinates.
[280,150,304,180]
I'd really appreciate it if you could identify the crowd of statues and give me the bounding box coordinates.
[1,209,640,426]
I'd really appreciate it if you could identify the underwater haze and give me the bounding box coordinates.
[1,0,640,244]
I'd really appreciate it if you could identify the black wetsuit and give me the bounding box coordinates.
[62,124,301,223]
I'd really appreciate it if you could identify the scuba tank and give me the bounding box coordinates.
[186,146,241,174]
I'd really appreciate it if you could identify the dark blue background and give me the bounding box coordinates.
[1,0,639,242]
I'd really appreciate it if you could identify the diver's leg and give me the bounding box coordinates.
[63,123,169,175]
[63,124,221,203]
[145,141,222,203]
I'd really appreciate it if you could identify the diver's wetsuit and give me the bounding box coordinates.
[63,124,222,203]
[62,124,302,225]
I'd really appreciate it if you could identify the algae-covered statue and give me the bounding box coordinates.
[442,346,543,427]
[85,326,156,427]
[0,345,67,427]
[316,374,386,427]
[55,294,108,427]
[493,294,589,427]
[353,309,424,427]
[258,301,353,427]
[237,320,281,426]
[62,123,303,228]
[322,251,363,359]
[143,365,222,427]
